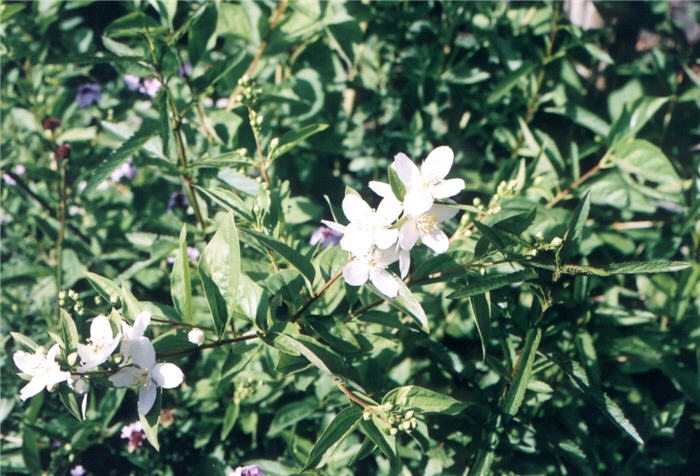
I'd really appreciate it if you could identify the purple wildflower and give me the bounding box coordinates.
[110,157,137,182]
[76,83,102,108]
[70,464,87,476]
[123,75,162,98]
[167,191,190,212]
[179,62,193,77]
[167,246,200,264]
[120,421,146,452]
[123,75,141,91]
[230,465,267,476]
[310,225,342,248]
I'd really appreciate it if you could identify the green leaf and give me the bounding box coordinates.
[139,392,162,451]
[448,268,538,299]
[275,333,345,376]
[198,212,240,336]
[59,309,79,352]
[487,62,537,104]
[607,97,668,146]
[84,121,157,193]
[382,385,466,415]
[101,35,144,57]
[603,393,644,445]
[10,332,38,352]
[471,292,491,361]
[268,397,317,436]
[245,229,316,284]
[561,190,591,261]
[610,139,680,185]
[303,406,362,470]
[502,325,542,416]
[188,3,217,65]
[268,123,329,162]
[189,150,253,169]
[104,11,161,37]
[86,272,122,302]
[157,89,177,161]
[544,105,610,137]
[170,225,193,323]
[169,3,208,45]
[387,166,406,201]
[195,186,254,222]
[58,386,82,421]
[306,315,360,354]
[360,417,399,468]
[604,260,690,274]
[221,401,239,440]
[367,278,429,332]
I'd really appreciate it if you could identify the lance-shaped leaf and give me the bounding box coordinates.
[561,190,591,262]
[502,325,542,416]
[303,406,362,470]
[367,278,429,333]
[170,225,193,323]
[245,229,316,284]
[139,392,162,451]
[268,123,329,162]
[471,292,491,361]
[603,260,690,274]
[448,268,538,299]
[198,212,240,336]
[382,385,466,415]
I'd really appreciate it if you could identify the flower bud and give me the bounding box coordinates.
[42,117,61,132]
[389,427,398,436]
[73,378,89,395]
[56,143,71,159]
[550,237,562,247]
[188,328,205,346]
[362,410,372,421]
[67,352,78,367]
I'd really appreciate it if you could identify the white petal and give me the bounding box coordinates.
[130,338,156,370]
[138,382,157,415]
[422,146,454,182]
[342,194,372,223]
[391,152,420,186]
[46,344,61,361]
[430,204,460,222]
[151,363,184,389]
[320,220,346,234]
[399,220,419,250]
[376,197,402,225]
[47,370,70,387]
[368,181,393,198]
[76,344,97,373]
[421,228,450,254]
[374,228,398,249]
[403,190,433,217]
[13,351,41,375]
[19,378,47,401]
[343,260,370,286]
[399,249,411,279]
[109,366,142,387]
[132,311,151,338]
[369,268,399,298]
[432,178,465,199]
[90,315,114,341]
[375,246,399,266]
[340,225,373,256]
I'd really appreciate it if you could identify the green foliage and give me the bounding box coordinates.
[2,2,699,475]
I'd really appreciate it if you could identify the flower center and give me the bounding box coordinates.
[416,214,438,234]
[135,369,151,387]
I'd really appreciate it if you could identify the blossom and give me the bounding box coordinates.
[77,315,121,373]
[343,246,400,298]
[309,225,342,248]
[123,75,162,98]
[167,246,200,264]
[42,117,61,132]
[188,328,205,346]
[167,191,190,212]
[109,338,184,415]
[13,344,71,401]
[110,157,137,182]
[179,62,193,77]
[76,83,102,108]
[70,464,87,476]
[228,465,267,476]
[322,194,401,257]
[391,146,464,217]
[120,420,146,452]
[120,310,151,361]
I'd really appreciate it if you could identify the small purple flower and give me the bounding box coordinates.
[110,157,137,182]
[123,75,162,98]
[179,62,192,77]
[167,246,200,264]
[2,173,15,185]
[76,83,101,108]
[121,421,145,453]
[70,464,87,476]
[230,465,266,476]
[310,225,342,248]
[167,191,190,212]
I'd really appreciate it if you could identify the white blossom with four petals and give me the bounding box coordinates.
[13,344,71,401]
[109,338,184,415]
[77,315,121,373]
[391,146,465,217]
[343,246,401,298]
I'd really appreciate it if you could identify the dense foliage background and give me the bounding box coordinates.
[1,1,699,475]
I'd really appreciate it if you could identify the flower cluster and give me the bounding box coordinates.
[12,310,184,416]
[323,146,464,298]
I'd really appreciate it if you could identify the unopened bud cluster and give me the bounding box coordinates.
[237,75,262,108]
[234,377,261,403]
[58,289,84,315]
[382,403,418,435]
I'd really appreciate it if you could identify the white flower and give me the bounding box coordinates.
[120,310,151,361]
[391,146,465,217]
[322,194,401,257]
[343,246,401,298]
[77,315,121,373]
[188,328,205,346]
[109,338,184,415]
[399,204,459,253]
[13,344,71,401]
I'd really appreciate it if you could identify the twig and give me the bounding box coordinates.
[291,267,344,322]
[546,162,601,209]
[156,333,258,358]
